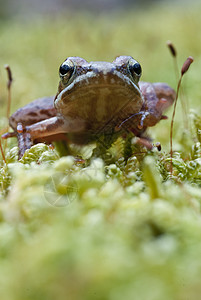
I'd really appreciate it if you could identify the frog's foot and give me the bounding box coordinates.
[2,124,33,159]
[115,107,168,135]
[115,111,148,134]
[134,138,162,152]
[134,136,153,150]
[17,123,33,159]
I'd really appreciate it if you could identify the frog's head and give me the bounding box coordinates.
[55,56,143,126]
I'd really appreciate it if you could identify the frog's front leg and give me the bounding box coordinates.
[138,81,176,128]
[117,81,175,134]
[17,116,86,158]
[115,81,175,151]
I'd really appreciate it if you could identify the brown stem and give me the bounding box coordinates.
[170,77,182,174]
[170,56,194,176]
[0,139,6,163]
[4,65,13,122]
[167,42,189,129]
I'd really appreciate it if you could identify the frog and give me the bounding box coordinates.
[2,56,176,159]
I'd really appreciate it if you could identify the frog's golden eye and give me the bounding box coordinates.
[129,62,142,77]
[59,59,75,82]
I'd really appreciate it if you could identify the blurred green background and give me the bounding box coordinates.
[1,1,201,300]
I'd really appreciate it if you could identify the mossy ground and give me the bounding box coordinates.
[1,3,201,300]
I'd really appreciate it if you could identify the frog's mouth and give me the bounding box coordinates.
[55,71,143,127]
[56,70,142,102]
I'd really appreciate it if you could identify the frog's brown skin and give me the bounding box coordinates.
[2,56,176,158]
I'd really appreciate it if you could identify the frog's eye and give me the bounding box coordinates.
[59,59,75,82]
[129,62,142,77]
[59,64,72,76]
[131,63,142,76]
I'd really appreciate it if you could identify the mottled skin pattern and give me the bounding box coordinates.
[2,56,176,158]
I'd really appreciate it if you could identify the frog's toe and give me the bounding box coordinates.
[1,131,17,139]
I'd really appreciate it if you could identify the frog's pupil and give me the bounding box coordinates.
[133,63,141,75]
[129,63,142,76]
[59,64,71,76]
